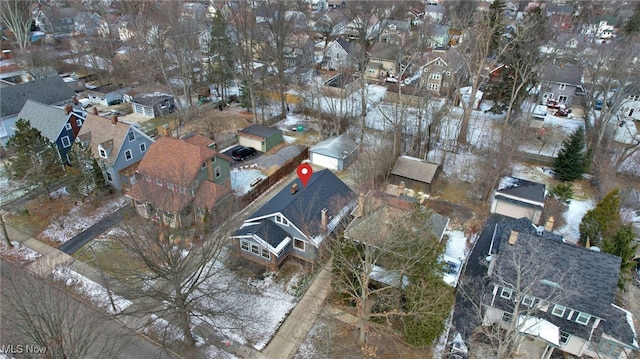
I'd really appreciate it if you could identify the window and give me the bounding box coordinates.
[106,172,113,182]
[201,161,207,169]
[144,174,151,182]
[551,304,566,318]
[241,241,249,251]
[65,123,72,130]
[61,136,71,148]
[502,312,513,323]
[598,340,623,358]
[443,82,449,87]
[211,156,216,163]
[559,331,571,345]
[444,71,451,75]
[139,143,146,152]
[214,166,221,178]
[559,84,566,90]
[125,149,132,160]
[428,83,439,91]
[500,287,513,300]
[179,187,186,194]
[167,182,174,191]
[156,178,163,186]
[99,148,107,158]
[76,119,82,127]
[261,248,270,259]
[128,131,135,141]
[430,72,441,80]
[275,215,289,226]
[575,312,591,325]
[250,244,260,255]
[294,238,305,251]
[522,295,535,307]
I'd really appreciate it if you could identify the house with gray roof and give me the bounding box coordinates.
[389,155,440,194]
[539,64,586,107]
[309,134,359,171]
[78,113,155,191]
[0,76,76,146]
[14,100,86,163]
[236,124,283,153]
[483,217,638,359]
[490,176,546,225]
[232,169,356,270]
[322,38,359,71]
[36,7,80,37]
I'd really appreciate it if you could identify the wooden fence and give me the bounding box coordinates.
[238,147,309,208]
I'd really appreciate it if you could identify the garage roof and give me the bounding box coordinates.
[238,124,281,140]
[390,156,439,183]
[309,134,359,159]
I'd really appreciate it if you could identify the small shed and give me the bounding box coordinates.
[490,176,546,224]
[309,134,359,171]
[389,156,440,194]
[237,124,283,152]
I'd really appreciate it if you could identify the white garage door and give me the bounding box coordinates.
[311,153,339,170]
[238,136,263,151]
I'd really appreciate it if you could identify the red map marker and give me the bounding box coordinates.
[296,163,313,188]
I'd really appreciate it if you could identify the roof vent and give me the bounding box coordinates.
[536,226,544,236]
[290,183,299,194]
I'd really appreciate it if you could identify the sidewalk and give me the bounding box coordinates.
[262,261,333,359]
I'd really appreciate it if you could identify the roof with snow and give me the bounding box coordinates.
[247,169,355,239]
[496,176,546,205]
[309,134,359,159]
[390,156,439,184]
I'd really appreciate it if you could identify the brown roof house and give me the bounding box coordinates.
[389,156,440,194]
[127,133,232,228]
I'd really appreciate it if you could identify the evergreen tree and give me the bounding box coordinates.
[623,3,640,35]
[207,11,236,100]
[601,225,638,290]
[6,118,65,198]
[553,127,590,181]
[66,142,107,198]
[486,0,506,55]
[579,189,621,247]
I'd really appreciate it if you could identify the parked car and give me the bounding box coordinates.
[231,146,257,161]
[554,108,572,117]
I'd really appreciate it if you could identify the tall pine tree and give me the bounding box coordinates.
[553,126,590,181]
[207,11,235,100]
[601,225,638,290]
[6,118,65,198]
[579,189,621,247]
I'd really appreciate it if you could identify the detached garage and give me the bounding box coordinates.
[490,176,546,224]
[309,134,359,171]
[237,124,283,152]
[389,156,440,194]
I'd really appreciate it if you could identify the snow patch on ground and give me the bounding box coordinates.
[557,198,594,243]
[231,168,267,195]
[0,240,41,265]
[205,345,239,359]
[283,135,297,144]
[52,265,132,314]
[40,197,124,244]
[195,263,298,350]
[144,314,205,347]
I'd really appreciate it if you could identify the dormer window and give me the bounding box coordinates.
[500,287,513,300]
[575,312,591,325]
[275,214,289,226]
[551,304,566,318]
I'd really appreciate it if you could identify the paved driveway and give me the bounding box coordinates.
[242,145,305,170]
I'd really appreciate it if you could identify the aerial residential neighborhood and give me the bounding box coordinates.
[1,0,639,358]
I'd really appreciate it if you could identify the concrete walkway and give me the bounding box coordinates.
[263,261,333,359]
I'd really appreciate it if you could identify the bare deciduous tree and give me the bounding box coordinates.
[0,0,35,50]
[1,262,127,358]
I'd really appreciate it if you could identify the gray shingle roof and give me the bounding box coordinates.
[234,220,291,248]
[248,169,355,238]
[490,217,563,255]
[1,76,75,118]
[16,100,69,142]
[496,176,546,204]
[390,156,439,184]
[541,64,583,86]
[495,225,622,331]
[238,124,282,140]
[310,134,359,159]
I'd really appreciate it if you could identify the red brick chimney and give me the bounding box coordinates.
[92,107,98,115]
[111,114,118,124]
[64,104,73,114]
[291,183,299,194]
[72,96,79,105]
